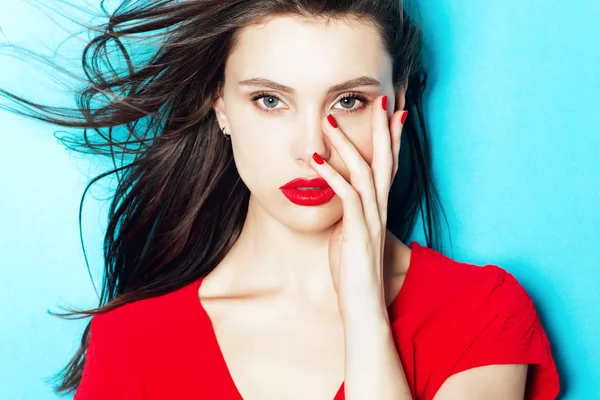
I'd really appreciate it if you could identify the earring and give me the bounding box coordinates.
[222,127,231,140]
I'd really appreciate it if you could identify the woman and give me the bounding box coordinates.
[0,0,559,399]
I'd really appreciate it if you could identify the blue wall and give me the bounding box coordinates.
[1,0,598,398]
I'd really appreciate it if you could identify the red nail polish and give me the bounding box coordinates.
[382,95,388,111]
[327,114,338,128]
[401,110,408,124]
[312,152,324,165]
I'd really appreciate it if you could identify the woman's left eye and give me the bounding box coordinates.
[250,92,369,113]
[332,93,369,112]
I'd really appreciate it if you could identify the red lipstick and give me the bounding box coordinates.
[279,177,336,206]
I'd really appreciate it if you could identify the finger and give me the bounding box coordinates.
[391,110,408,180]
[309,152,370,243]
[371,95,394,225]
[322,114,381,240]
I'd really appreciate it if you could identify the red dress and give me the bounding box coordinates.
[75,241,560,399]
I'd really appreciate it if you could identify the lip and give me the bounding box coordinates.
[279,177,329,189]
[279,177,336,206]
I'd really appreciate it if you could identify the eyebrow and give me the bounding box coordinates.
[237,76,382,95]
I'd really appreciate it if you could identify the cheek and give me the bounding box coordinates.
[231,128,270,175]
[229,118,287,191]
[228,106,271,167]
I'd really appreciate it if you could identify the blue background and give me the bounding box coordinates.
[0,0,598,398]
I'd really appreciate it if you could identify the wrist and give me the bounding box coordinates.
[341,301,391,329]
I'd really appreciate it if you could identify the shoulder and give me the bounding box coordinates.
[89,279,201,345]
[409,241,529,308]
[404,241,550,358]
[386,240,526,319]
[403,243,559,399]
[77,283,203,396]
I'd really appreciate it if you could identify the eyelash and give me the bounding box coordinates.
[249,91,370,114]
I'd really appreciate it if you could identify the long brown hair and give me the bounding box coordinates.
[0,0,450,394]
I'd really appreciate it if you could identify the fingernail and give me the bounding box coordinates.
[327,114,338,128]
[381,95,388,111]
[312,152,324,165]
[401,110,408,124]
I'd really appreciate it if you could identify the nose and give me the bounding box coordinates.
[292,114,331,166]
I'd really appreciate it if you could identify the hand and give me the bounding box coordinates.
[309,95,408,319]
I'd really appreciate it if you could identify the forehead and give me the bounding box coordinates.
[226,15,392,91]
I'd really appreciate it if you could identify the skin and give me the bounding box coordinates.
[209,14,528,400]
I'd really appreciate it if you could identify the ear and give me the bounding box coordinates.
[393,81,408,112]
[212,83,229,131]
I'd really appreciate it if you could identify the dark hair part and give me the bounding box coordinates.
[0,0,450,394]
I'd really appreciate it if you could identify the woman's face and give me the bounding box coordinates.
[213,15,405,232]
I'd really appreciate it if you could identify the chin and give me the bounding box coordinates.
[247,190,344,232]
[277,198,344,233]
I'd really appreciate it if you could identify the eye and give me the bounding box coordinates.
[249,91,370,114]
[333,92,369,113]
[250,92,286,112]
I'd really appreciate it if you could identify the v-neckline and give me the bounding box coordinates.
[190,240,421,400]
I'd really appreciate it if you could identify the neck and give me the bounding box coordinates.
[224,195,334,296]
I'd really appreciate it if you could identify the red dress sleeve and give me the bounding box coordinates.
[75,312,143,399]
[449,271,560,399]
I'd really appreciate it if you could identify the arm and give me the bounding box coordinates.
[308,95,413,399]
[307,97,547,399]
[433,364,528,400]
[343,309,412,400]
